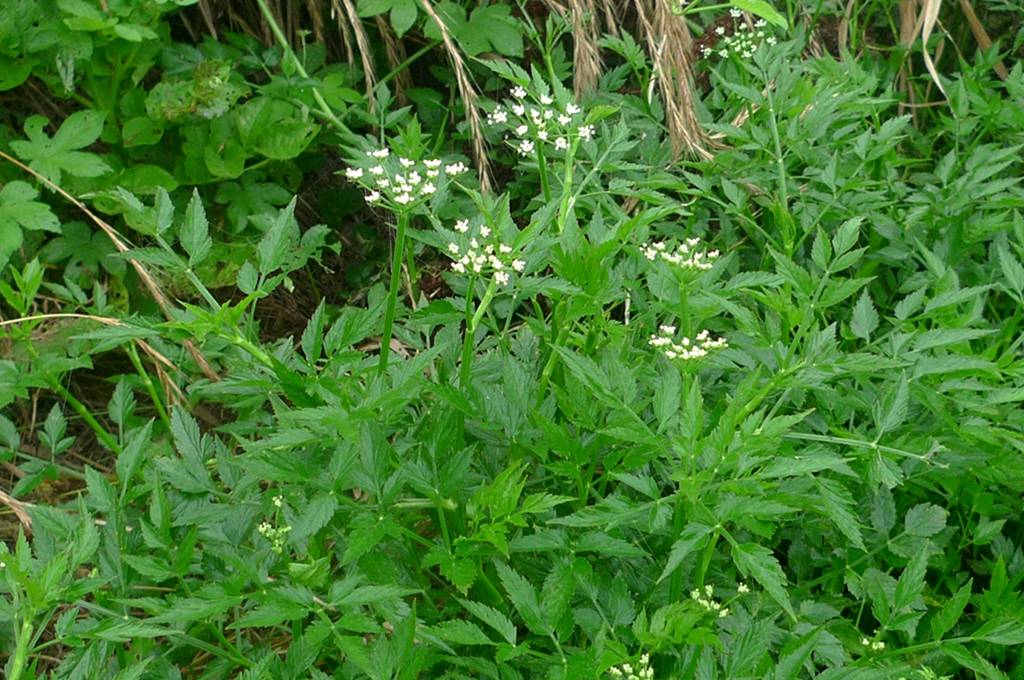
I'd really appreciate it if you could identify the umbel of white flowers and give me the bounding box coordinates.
[702,13,777,60]
[344,148,468,209]
[608,653,654,680]
[444,218,526,287]
[487,85,594,157]
[649,326,728,360]
[642,237,719,271]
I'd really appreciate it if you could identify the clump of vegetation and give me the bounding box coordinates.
[1,0,1023,677]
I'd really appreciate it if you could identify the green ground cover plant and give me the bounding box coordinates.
[1,0,1023,677]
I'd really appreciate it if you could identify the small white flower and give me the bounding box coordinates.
[715,25,726,35]
[345,167,364,180]
[512,103,525,116]
[454,219,470,233]
[558,114,571,125]
[366,190,381,203]
[530,109,542,124]
[730,7,742,17]
[737,582,749,594]
[448,242,460,254]
[426,169,439,178]
[408,171,422,185]
[424,159,442,168]
[519,139,535,156]
[537,130,549,141]
[399,157,415,168]
[445,162,467,175]
[555,137,568,151]
[511,85,527,98]
[578,124,595,141]
[511,259,526,272]
[376,178,390,188]
[395,193,412,205]
[495,270,510,285]
[370,148,390,158]
[421,182,436,195]
[369,165,385,175]
[515,124,529,136]
[480,226,491,237]
[539,94,553,105]
[272,495,284,508]
[566,103,581,115]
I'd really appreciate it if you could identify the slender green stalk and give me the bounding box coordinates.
[124,343,172,432]
[7,619,34,680]
[536,145,552,203]
[253,0,353,138]
[459,280,498,388]
[379,212,410,375]
[46,377,121,455]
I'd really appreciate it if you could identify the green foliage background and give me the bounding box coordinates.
[1,0,1023,678]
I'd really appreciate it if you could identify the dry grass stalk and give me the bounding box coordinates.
[329,0,357,65]
[837,0,856,56]
[332,0,377,109]
[0,150,220,382]
[956,0,1009,80]
[569,0,604,98]
[635,0,712,160]
[306,0,326,44]
[920,0,947,97]
[374,15,412,104]
[197,0,219,40]
[419,0,492,193]
[0,488,33,533]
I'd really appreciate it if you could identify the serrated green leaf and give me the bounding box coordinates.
[180,189,212,267]
[850,290,879,341]
[905,503,947,537]
[931,579,971,640]
[495,561,548,634]
[456,598,517,646]
[731,543,794,618]
[10,111,111,183]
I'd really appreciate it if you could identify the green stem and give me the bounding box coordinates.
[124,343,172,432]
[7,619,34,680]
[253,0,354,138]
[46,377,121,455]
[555,144,576,235]
[459,281,498,387]
[679,279,691,337]
[536,145,552,203]
[379,212,410,375]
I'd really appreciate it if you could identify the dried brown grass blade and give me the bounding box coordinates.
[332,0,377,109]
[837,0,856,57]
[0,488,33,533]
[0,150,220,382]
[635,0,711,159]
[568,0,603,98]
[374,15,412,104]
[419,0,492,192]
[956,0,1009,80]
[919,0,947,97]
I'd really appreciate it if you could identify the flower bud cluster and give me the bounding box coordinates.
[701,14,776,59]
[444,219,526,286]
[257,521,291,554]
[608,653,653,679]
[649,326,728,360]
[343,148,468,209]
[861,636,886,652]
[642,237,719,271]
[486,85,593,157]
[690,584,731,618]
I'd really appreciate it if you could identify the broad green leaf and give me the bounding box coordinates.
[850,290,879,341]
[258,197,299,275]
[931,579,971,640]
[815,477,866,550]
[456,598,517,646]
[729,0,787,27]
[905,503,947,537]
[658,523,712,583]
[180,189,212,267]
[495,561,548,634]
[731,543,794,618]
[10,111,111,183]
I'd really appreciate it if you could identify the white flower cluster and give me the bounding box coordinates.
[608,653,653,679]
[444,219,526,286]
[701,15,777,59]
[649,326,728,360]
[257,521,291,554]
[861,636,886,652]
[344,148,468,208]
[486,86,593,157]
[690,584,732,618]
[642,237,719,271]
